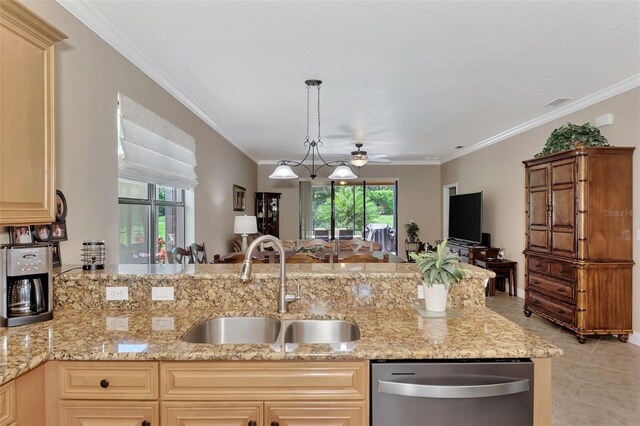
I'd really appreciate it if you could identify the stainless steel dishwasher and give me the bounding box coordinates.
[371,359,534,426]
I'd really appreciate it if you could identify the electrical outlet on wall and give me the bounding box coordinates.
[106,287,128,301]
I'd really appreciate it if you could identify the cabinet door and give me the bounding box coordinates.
[0,381,16,426]
[527,164,551,253]
[550,159,577,257]
[265,401,366,426]
[0,2,64,225]
[59,400,158,426]
[161,401,263,426]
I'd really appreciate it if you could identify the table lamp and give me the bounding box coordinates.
[234,215,258,253]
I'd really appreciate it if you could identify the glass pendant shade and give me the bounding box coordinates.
[269,164,298,179]
[329,165,358,180]
[350,154,368,168]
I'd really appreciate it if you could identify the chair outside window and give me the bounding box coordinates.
[338,229,354,240]
[314,229,329,240]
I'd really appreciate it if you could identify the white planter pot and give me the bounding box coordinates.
[423,282,449,312]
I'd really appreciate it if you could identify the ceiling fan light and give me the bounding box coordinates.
[269,164,298,179]
[350,154,368,168]
[329,165,358,180]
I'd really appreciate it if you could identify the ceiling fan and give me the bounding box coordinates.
[343,143,391,167]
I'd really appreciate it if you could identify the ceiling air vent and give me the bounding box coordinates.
[544,97,574,107]
[454,145,465,149]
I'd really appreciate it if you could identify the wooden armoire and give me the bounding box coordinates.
[523,147,634,343]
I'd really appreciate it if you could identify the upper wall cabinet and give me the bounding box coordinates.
[0,0,66,225]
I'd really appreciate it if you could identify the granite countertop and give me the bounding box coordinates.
[0,305,562,386]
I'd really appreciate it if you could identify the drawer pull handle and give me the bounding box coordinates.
[142,421,150,426]
[99,379,109,388]
[249,422,257,426]
[271,422,280,426]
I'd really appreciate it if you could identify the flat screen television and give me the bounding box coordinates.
[448,192,483,244]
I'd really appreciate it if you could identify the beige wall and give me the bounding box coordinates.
[15,0,257,263]
[257,164,441,257]
[441,87,640,333]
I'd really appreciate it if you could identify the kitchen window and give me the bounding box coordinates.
[118,178,185,264]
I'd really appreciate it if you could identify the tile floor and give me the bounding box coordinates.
[485,292,640,426]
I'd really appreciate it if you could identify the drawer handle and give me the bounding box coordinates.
[99,379,109,388]
[142,421,150,426]
[271,422,280,426]
[249,422,257,426]
[557,287,565,293]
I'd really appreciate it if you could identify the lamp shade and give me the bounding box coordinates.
[234,215,257,234]
[269,164,298,179]
[329,165,358,180]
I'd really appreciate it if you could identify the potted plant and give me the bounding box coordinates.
[405,220,420,243]
[535,122,609,158]
[410,240,464,312]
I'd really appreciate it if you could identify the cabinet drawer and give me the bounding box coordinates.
[527,292,575,325]
[0,381,16,426]
[528,273,575,303]
[549,261,576,281]
[161,401,263,426]
[527,256,550,275]
[161,361,368,401]
[59,400,158,426]
[266,400,367,426]
[58,361,159,400]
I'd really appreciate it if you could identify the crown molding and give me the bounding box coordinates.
[440,74,640,164]
[56,0,259,164]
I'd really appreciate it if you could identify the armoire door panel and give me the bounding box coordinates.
[551,186,575,229]
[528,165,549,188]
[529,229,550,252]
[551,160,576,186]
[529,189,549,227]
[552,231,576,257]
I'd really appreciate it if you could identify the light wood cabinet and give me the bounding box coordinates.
[0,381,16,426]
[524,147,634,343]
[161,401,263,426]
[59,400,158,426]
[0,0,66,225]
[265,401,366,426]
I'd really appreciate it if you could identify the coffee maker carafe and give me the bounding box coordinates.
[1,245,53,326]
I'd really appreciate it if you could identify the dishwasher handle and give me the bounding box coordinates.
[378,376,529,399]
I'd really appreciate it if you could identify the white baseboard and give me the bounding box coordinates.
[516,288,525,298]
[627,333,640,347]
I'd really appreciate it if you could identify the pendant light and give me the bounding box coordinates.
[269,80,357,180]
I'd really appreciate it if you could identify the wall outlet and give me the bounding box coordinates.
[106,287,128,301]
[418,285,424,300]
[637,229,640,241]
[152,287,174,301]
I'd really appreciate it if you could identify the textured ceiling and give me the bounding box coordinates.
[69,0,639,163]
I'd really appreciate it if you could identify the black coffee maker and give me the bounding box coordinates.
[1,245,53,326]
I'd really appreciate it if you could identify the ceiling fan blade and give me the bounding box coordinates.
[366,158,391,164]
[368,153,390,159]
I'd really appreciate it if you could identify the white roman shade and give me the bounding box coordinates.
[117,93,198,189]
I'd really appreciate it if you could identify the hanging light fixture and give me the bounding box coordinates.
[349,143,369,168]
[269,80,357,180]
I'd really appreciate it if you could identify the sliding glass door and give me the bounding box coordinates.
[300,179,398,252]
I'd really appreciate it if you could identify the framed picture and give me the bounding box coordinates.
[51,242,61,267]
[33,224,52,243]
[9,226,33,245]
[51,222,68,241]
[55,190,67,221]
[233,185,246,212]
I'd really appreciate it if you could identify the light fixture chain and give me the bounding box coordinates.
[317,84,321,141]
[306,84,310,142]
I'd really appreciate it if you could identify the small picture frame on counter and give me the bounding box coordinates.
[51,222,68,241]
[33,224,52,242]
[9,226,33,245]
[51,242,61,267]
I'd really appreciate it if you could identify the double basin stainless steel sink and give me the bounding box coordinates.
[182,316,361,345]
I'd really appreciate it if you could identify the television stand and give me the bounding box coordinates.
[438,239,498,265]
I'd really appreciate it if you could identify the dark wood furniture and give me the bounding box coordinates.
[405,240,424,262]
[255,192,281,237]
[523,147,634,343]
[475,258,517,297]
[440,240,499,265]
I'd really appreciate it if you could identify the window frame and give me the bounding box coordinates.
[118,181,186,264]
